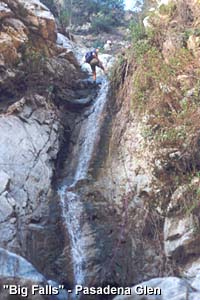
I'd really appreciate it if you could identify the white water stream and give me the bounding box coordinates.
[58,79,109,292]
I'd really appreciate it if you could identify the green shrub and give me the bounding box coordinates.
[133,40,151,61]
[91,13,114,33]
[129,21,146,43]
[59,10,70,29]
[92,40,104,50]
[158,1,177,17]
[155,126,187,144]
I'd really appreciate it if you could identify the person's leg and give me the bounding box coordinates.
[90,59,98,81]
[93,69,96,81]
[90,64,96,81]
[97,60,106,74]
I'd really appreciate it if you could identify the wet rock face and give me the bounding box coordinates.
[57,76,137,290]
[61,184,134,289]
[56,71,165,289]
[90,90,163,284]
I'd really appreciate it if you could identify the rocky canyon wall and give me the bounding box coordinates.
[0,0,86,297]
[1,0,200,300]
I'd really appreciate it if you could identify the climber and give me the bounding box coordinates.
[85,48,106,82]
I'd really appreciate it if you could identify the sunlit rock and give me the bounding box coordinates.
[0,1,13,20]
[3,0,57,41]
[164,215,200,258]
[114,277,200,300]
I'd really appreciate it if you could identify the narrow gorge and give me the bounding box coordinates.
[0,0,200,300]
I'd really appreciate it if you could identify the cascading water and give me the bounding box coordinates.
[58,79,110,294]
[73,79,109,182]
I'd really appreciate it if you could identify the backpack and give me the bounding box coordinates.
[85,51,94,63]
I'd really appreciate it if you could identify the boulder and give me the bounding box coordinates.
[3,17,29,48]
[3,0,57,41]
[0,9,29,64]
[166,177,200,217]
[56,33,73,51]
[192,273,200,291]
[0,247,44,281]
[114,277,200,300]
[0,248,62,300]
[164,215,200,258]
[0,32,19,63]
[0,1,13,20]
[182,258,200,291]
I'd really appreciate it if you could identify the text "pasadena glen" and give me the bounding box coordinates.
[75,285,162,296]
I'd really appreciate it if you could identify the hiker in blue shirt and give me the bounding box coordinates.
[85,48,106,82]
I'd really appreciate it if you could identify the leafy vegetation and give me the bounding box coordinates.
[129,20,146,43]
[45,0,125,32]
[111,1,200,219]
[91,12,119,33]
[158,1,177,17]
[59,10,71,29]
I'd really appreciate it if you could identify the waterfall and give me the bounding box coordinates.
[59,189,86,286]
[74,79,109,182]
[58,79,109,290]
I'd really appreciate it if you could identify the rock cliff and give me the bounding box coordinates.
[0,0,115,297]
[108,0,200,298]
[0,0,87,298]
[1,0,200,300]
